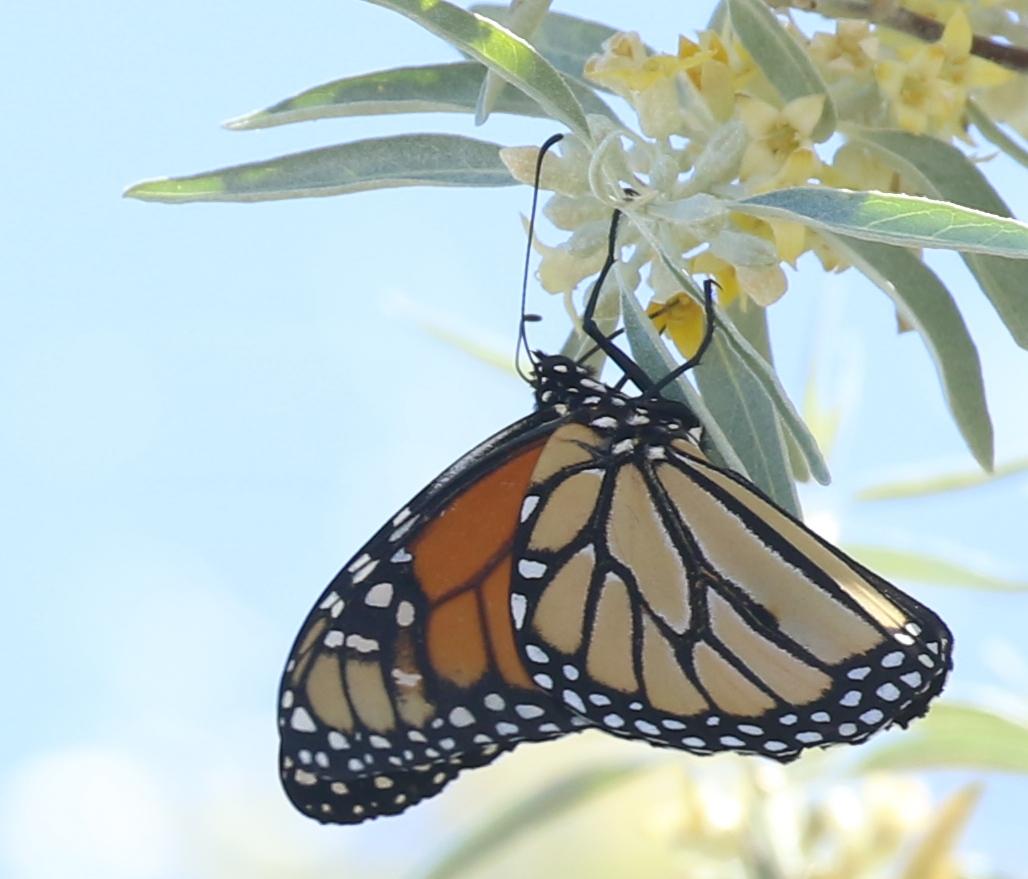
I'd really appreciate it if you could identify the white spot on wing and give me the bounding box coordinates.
[511,593,527,629]
[396,601,415,627]
[520,496,539,522]
[449,707,475,727]
[518,559,547,579]
[290,707,316,733]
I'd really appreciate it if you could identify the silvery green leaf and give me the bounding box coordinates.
[475,0,553,125]
[709,229,779,267]
[620,287,749,476]
[364,0,590,140]
[225,62,616,129]
[648,242,830,485]
[847,125,1028,348]
[735,187,1028,258]
[823,233,993,471]
[124,134,514,203]
[472,3,624,81]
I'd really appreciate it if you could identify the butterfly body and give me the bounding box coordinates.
[278,354,952,824]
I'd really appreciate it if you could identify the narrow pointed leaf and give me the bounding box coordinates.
[650,243,830,485]
[843,545,1028,591]
[474,0,552,125]
[848,126,1028,347]
[472,4,623,81]
[727,298,811,482]
[735,187,1028,258]
[728,0,835,141]
[858,704,1028,773]
[124,134,513,203]
[694,331,802,516]
[419,762,646,879]
[364,0,590,140]
[621,288,749,476]
[225,62,614,129]
[857,455,1028,501]
[821,233,994,470]
[968,99,1028,171]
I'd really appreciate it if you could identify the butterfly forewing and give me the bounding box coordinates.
[511,384,952,761]
[278,410,586,824]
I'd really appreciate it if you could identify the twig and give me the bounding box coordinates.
[765,0,1028,73]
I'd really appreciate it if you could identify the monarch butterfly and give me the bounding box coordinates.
[278,144,952,826]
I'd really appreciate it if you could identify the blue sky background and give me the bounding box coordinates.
[2,2,1027,876]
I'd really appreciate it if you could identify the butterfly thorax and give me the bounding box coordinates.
[531,353,702,438]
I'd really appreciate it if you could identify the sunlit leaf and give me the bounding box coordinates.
[822,233,994,471]
[474,0,552,125]
[364,0,590,140]
[727,0,835,141]
[843,545,1028,591]
[124,134,513,203]
[859,703,1028,773]
[419,762,646,879]
[848,126,1028,348]
[224,62,615,129]
[735,187,1028,257]
[473,4,624,82]
[857,455,1028,501]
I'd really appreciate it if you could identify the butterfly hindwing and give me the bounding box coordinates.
[279,410,586,824]
[511,383,952,761]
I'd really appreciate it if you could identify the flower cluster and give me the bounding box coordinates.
[501,3,1015,359]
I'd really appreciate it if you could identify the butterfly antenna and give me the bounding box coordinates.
[516,132,565,383]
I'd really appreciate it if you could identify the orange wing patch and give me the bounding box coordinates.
[412,438,547,689]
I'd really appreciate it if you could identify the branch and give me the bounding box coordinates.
[766,0,1028,73]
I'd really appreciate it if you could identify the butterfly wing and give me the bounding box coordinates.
[279,410,587,824]
[511,410,952,761]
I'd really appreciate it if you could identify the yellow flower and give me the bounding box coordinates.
[585,32,706,138]
[647,292,710,359]
[737,94,825,191]
[809,21,879,79]
[874,8,1011,136]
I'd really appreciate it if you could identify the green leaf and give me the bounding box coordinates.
[224,62,615,129]
[858,704,1028,773]
[735,186,1028,258]
[123,134,514,203]
[620,287,750,477]
[694,330,802,516]
[364,0,590,141]
[418,762,646,879]
[649,245,830,486]
[472,4,622,82]
[473,0,552,125]
[821,233,994,471]
[857,455,1028,501]
[847,126,1028,348]
[728,298,812,482]
[727,0,835,141]
[843,545,1028,591]
[968,98,1028,171]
